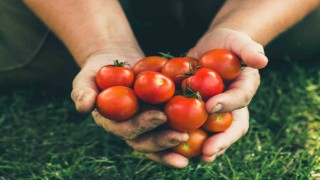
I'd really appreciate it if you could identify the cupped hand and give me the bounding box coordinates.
[71,44,145,113]
[187,28,267,113]
[70,44,190,168]
[179,28,264,161]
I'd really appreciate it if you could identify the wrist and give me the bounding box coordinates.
[80,42,144,71]
[208,20,262,45]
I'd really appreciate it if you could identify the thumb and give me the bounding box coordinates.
[186,47,200,59]
[71,68,99,113]
[186,28,268,69]
[232,36,268,69]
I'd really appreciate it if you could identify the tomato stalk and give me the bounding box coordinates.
[177,61,201,78]
[113,60,129,67]
[158,52,175,60]
[183,83,202,100]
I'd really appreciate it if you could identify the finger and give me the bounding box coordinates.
[233,37,268,69]
[71,68,99,113]
[201,154,216,163]
[201,147,229,163]
[201,148,228,163]
[92,109,167,140]
[216,149,227,157]
[126,129,189,153]
[206,67,260,113]
[202,107,249,157]
[146,151,189,168]
[187,29,268,69]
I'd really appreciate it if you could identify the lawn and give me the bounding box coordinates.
[0,57,319,179]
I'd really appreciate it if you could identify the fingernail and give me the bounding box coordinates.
[258,51,265,55]
[151,118,165,125]
[209,154,217,162]
[75,91,85,103]
[176,159,188,168]
[170,140,181,145]
[181,133,189,142]
[170,134,189,145]
[211,104,222,113]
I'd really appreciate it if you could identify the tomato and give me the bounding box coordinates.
[182,68,224,101]
[199,49,241,81]
[134,71,175,104]
[164,95,208,132]
[172,129,208,158]
[202,112,233,132]
[161,57,198,85]
[132,56,168,75]
[96,86,138,121]
[96,61,134,90]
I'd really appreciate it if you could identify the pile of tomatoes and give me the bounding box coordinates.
[95,49,241,158]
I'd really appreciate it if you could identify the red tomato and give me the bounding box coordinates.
[96,61,134,91]
[199,49,241,81]
[202,112,233,132]
[161,57,198,85]
[164,95,208,132]
[172,129,208,158]
[96,86,138,121]
[182,68,224,101]
[134,71,175,104]
[132,56,168,75]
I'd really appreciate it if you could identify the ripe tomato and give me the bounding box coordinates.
[161,57,198,85]
[132,56,168,75]
[202,112,233,132]
[96,86,138,121]
[199,49,241,82]
[182,68,224,101]
[164,95,208,132]
[172,129,208,158]
[96,61,134,90]
[134,71,175,104]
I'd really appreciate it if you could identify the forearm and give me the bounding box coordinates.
[23,0,139,67]
[210,0,320,45]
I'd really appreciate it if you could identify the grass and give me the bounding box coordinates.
[0,57,319,179]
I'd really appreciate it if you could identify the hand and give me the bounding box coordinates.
[71,43,145,113]
[146,107,249,167]
[70,44,190,168]
[184,28,265,160]
[201,107,249,162]
[187,28,268,113]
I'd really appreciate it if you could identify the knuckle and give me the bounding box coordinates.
[122,126,145,140]
[243,90,252,105]
[256,43,264,52]
[70,89,78,102]
[126,140,152,153]
[251,69,261,86]
[155,132,181,149]
[107,128,126,138]
[123,130,141,140]
[155,138,171,149]
[140,110,167,122]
